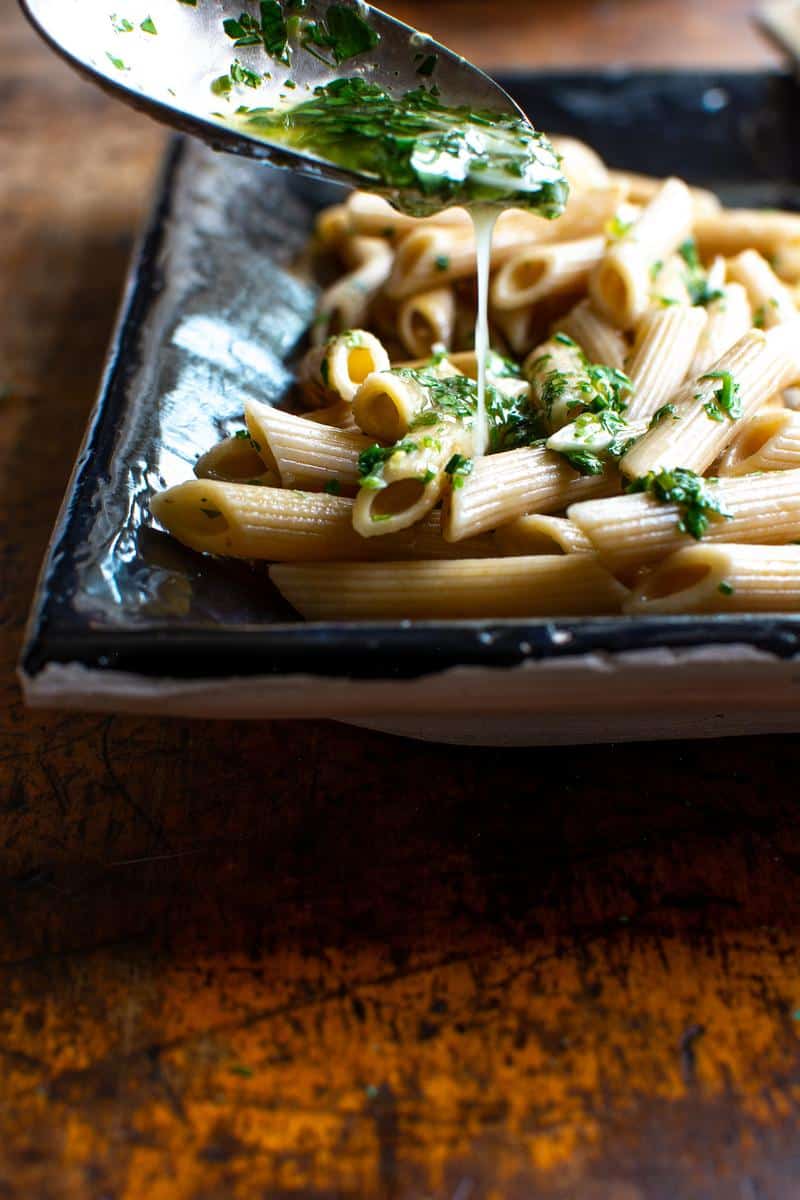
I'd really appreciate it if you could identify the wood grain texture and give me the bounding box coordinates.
[2,2,799,1197]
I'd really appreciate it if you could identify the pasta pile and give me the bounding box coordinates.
[151,136,800,620]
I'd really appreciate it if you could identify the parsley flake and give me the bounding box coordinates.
[626,467,732,540]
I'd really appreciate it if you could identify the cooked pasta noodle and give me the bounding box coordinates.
[270,554,627,620]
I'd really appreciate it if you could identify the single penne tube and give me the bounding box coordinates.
[385,188,627,300]
[772,242,800,285]
[715,408,800,475]
[490,236,606,311]
[693,208,800,263]
[620,327,800,479]
[352,369,433,441]
[606,170,721,218]
[688,283,752,376]
[150,480,496,562]
[194,434,279,487]
[556,299,628,369]
[442,446,619,542]
[625,305,708,420]
[589,178,694,328]
[303,400,360,431]
[493,514,594,555]
[725,249,797,327]
[312,237,393,345]
[353,418,472,537]
[523,335,590,431]
[245,399,371,491]
[568,467,800,573]
[270,554,628,621]
[549,135,610,190]
[397,286,456,357]
[625,543,800,614]
[297,330,391,407]
[492,304,539,358]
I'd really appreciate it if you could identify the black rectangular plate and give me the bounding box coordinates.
[21,71,800,685]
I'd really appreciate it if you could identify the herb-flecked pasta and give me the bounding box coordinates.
[151,132,800,620]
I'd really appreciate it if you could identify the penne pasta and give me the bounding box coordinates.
[298,330,390,407]
[194,434,279,487]
[154,141,800,623]
[271,554,628,620]
[312,237,393,345]
[493,514,594,555]
[443,446,619,542]
[569,467,800,573]
[549,135,610,190]
[556,298,628,369]
[693,208,800,266]
[386,187,627,300]
[245,399,371,491]
[715,408,800,476]
[625,305,708,420]
[625,543,800,614]
[150,480,496,562]
[688,282,752,376]
[607,170,721,219]
[589,178,694,328]
[490,236,606,311]
[725,249,797,328]
[397,286,456,357]
[620,326,800,479]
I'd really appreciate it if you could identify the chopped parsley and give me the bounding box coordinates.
[718,580,735,595]
[298,4,380,66]
[140,16,158,34]
[649,403,678,428]
[606,214,633,240]
[753,298,779,328]
[233,429,251,440]
[434,255,450,271]
[700,370,742,422]
[323,478,341,495]
[106,52,128,70]
[261,0,291,61]
[320,356,330,386]
[110,15,134,32]
[561,449,605,475]
[444,454,473,488]
[224,9,268,47]
[679,238,724,306]
[626,467,732,540]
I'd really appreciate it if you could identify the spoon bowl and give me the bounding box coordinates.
[19,0,527,190]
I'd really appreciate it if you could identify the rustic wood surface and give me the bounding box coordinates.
[2,2,799,1197]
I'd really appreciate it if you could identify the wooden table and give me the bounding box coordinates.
[2,3,799,1196]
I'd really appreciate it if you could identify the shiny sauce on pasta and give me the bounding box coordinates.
[231,78,568,453]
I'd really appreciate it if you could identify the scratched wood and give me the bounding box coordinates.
[2,3,799,1198]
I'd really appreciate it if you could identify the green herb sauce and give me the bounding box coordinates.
[233,76,567,218]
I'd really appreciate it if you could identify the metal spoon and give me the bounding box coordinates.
[19,0,526,191]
